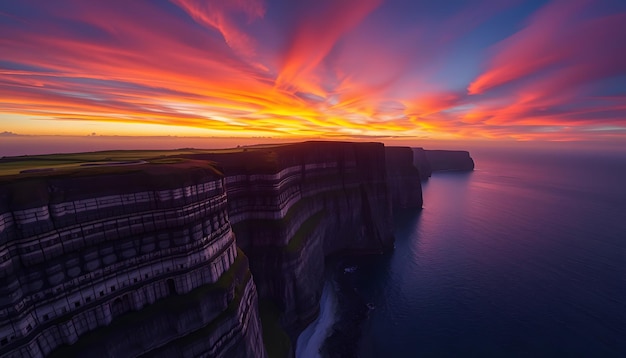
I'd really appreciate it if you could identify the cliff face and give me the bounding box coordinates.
[412,148,475,175]
[185,142,399,340]
[385,147,423,209]
[411,147,433,180]
[0,141,424,357]
[0,162,266,358]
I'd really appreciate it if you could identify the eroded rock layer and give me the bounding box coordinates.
[0,162,266,358]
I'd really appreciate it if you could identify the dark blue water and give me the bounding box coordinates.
[356,149,626,357]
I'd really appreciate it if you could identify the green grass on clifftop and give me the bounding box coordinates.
[0,148,248,177]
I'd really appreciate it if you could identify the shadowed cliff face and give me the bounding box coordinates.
[412,147,433,180]
[0,162,266,358]
[184,142,416,347]
[385,147,423,209]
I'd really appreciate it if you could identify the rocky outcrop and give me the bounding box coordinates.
[385,147,423,209]
[412,148,474,176]
[0,161,266,358]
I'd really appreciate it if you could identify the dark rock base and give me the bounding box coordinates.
[320,258,371,358]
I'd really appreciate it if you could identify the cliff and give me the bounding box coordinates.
[413,149,474,175]
[411,147,433,180]
[0,160,266,358]
[0,141,423,358]
[385,147,423,209]
[181,142,401,351]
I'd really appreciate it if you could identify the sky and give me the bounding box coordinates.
[1,0,626,149]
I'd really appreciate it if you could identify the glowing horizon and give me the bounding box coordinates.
[1,0,625,142]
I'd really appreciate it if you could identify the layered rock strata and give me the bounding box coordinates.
[0,141,425,358]
[0,162,266,358]
[183,142,414,347]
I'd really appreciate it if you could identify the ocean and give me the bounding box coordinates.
[300,148,626,357]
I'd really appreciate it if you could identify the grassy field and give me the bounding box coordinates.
[0,148,252,177]
[0,140,316,178]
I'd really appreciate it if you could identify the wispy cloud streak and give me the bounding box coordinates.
[0,0,624,141]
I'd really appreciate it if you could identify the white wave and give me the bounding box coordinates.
[295,281,337,358]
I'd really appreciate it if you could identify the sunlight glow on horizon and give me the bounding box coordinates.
[1,0,625,143]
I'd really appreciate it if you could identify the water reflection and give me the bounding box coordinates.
[357,152,626,357]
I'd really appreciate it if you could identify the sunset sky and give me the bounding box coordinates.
[1,0,625,145]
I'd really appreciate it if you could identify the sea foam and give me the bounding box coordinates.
[296,281,337,358]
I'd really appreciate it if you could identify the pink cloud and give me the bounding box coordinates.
[468,0,591,94]
[458,0,626,138]
[171,0,266,58]
[276,0,382,93]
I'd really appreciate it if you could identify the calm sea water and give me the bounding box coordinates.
[355,149,626,357]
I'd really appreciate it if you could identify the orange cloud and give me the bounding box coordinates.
[0,0,624,143]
